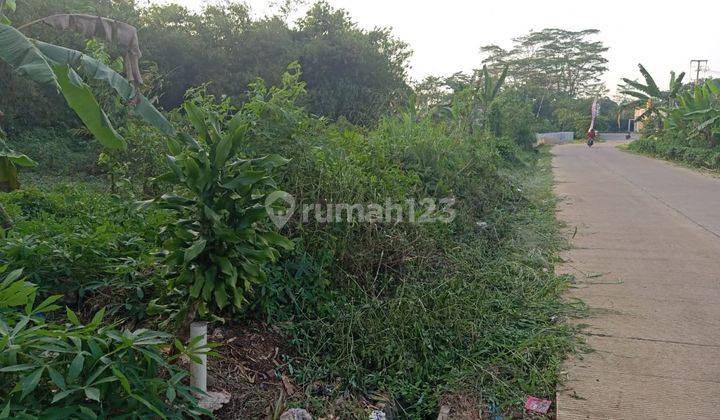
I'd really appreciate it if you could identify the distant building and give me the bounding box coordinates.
[632,108,645,132]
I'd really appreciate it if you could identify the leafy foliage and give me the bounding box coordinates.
[623,63,720,168]
[147,92,293,331]
[674,80,720,146]
[4,0,410,127]
[0,267,207,419]
[0,129,36,192]
[0,3,589,418]
[222,70,579,416]
[620,64,686,125]
[0,22,122,149]
[0,185,170,319]
[482,28,609,97]
[0,14,175,150]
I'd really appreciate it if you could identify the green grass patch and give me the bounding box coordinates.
[0,72,585,418]
[627,137,720,173]
[281,147,584,418]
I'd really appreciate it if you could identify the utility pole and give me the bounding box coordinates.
[690,59,708,85]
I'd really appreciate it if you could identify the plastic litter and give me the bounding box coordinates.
[524,396,552,414]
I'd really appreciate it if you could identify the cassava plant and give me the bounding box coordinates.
[147,95,293,337]
[0,267,209,419]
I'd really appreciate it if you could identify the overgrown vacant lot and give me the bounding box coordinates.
[0,1,602,418]
[1,87,582,417]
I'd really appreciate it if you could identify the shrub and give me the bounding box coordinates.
[628,135,720,171]
[0,186,170,320]
[0,267,207,419]
[3,127,101,179]
[220,67,574,416]
[147,94,293,333]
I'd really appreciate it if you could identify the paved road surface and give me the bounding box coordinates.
[553,141,720,419]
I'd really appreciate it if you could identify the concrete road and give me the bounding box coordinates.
[553,141,720,419]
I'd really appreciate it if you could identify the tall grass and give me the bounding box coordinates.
[234,72,583,416]
[0,68,583,418]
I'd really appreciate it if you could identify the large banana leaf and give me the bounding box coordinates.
[621,79,653,99]
[638,64,662,98]
[0,23,177,149]
[668,71,686,97]
[619,90,650,102]
[0,22,56,85]
[36,41,176,137]
[492,66,508,101]
[0,23,125,149]
[52,64,125,149]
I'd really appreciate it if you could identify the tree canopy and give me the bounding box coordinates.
[481,28,609,98]
[1,0,411,128]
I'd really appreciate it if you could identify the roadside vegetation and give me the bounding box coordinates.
[0,1,598,418]
[622,64,720,170]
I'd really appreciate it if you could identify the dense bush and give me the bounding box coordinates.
[0,268,207,419]
[0,59,581,416]
[628,135,720,170]
[622,66,720,170]
[221,69,577,415]
[3,127,101,179]
[0,186,170,320]
[3,0,410,128]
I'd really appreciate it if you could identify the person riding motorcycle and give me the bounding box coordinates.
[587,129,597,147]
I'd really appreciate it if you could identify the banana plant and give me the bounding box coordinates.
[478,64,509,107]
[620,64,685,127]
[0,125,35,193]
[0,4,175,152]
[477,65,508,134]
[674,80,720,147]
[0,123,35,231]
[146,98,293,337]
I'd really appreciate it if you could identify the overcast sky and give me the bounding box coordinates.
[146,0,720,96]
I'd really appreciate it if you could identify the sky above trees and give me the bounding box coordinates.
[143,0,720,94]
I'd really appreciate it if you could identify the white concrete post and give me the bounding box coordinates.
[189,321,207,393]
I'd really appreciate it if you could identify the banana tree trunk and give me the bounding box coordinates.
[708,130,717,148]
[0,202,11,230]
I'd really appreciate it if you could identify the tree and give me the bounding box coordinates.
[481,28,609,98]
[296,1,411,125]
[2,1,414,128]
